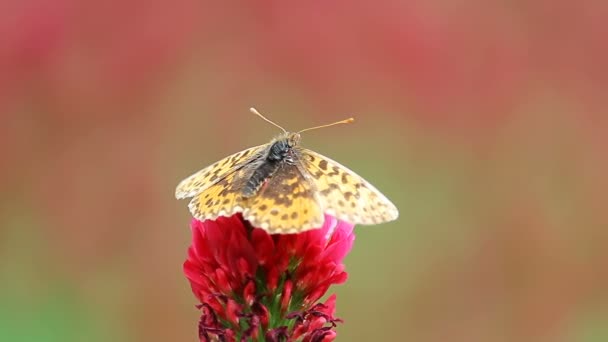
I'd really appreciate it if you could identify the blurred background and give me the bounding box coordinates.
[1,1,607,341]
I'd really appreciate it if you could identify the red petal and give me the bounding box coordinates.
[225,299,241,325]
[281,279,293,313]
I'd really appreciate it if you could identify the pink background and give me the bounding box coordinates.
[1,1,607,341]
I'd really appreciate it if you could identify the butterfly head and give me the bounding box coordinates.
[270,132,301,153]
[266,133,300,162]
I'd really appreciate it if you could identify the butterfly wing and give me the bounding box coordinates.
[243,163,324,233]
[187,165,256,221]
[175,144,267,199]
[297,148,399,225]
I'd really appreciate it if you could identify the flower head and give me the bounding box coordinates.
[183,214,354,341]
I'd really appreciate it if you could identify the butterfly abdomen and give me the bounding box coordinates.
[243,160,280,197]
[242,139,292,198]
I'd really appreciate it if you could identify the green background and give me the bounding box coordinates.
[2,1,607,341]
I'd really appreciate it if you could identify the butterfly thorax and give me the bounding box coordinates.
[242,133,301,198]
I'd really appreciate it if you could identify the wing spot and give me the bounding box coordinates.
[222,198,230,205]
[281,214,289,220]
[270,209,279,216]
[259,204,268,211]
[338,200,345,207]
[291,212,298,219]
[341,173,349,184]
[318,160,328,170]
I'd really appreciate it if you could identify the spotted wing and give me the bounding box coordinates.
[297,148,399,225]
[243,163,324,234]
[187,166,256,221]
[175,144,267,199]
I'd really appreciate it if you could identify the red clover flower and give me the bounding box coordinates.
[183,214,354,341]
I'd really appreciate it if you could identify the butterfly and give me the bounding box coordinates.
[175,108,399,234]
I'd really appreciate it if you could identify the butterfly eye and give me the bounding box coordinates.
[288,133,301,147]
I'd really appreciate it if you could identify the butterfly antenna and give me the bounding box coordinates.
[250,107,287,133]
[297,117,355,134]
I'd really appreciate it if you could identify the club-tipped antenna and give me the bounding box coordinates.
[250,107,287,133]
[297,117,355,134]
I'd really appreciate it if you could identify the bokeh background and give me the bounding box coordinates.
[2,1,607,341]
